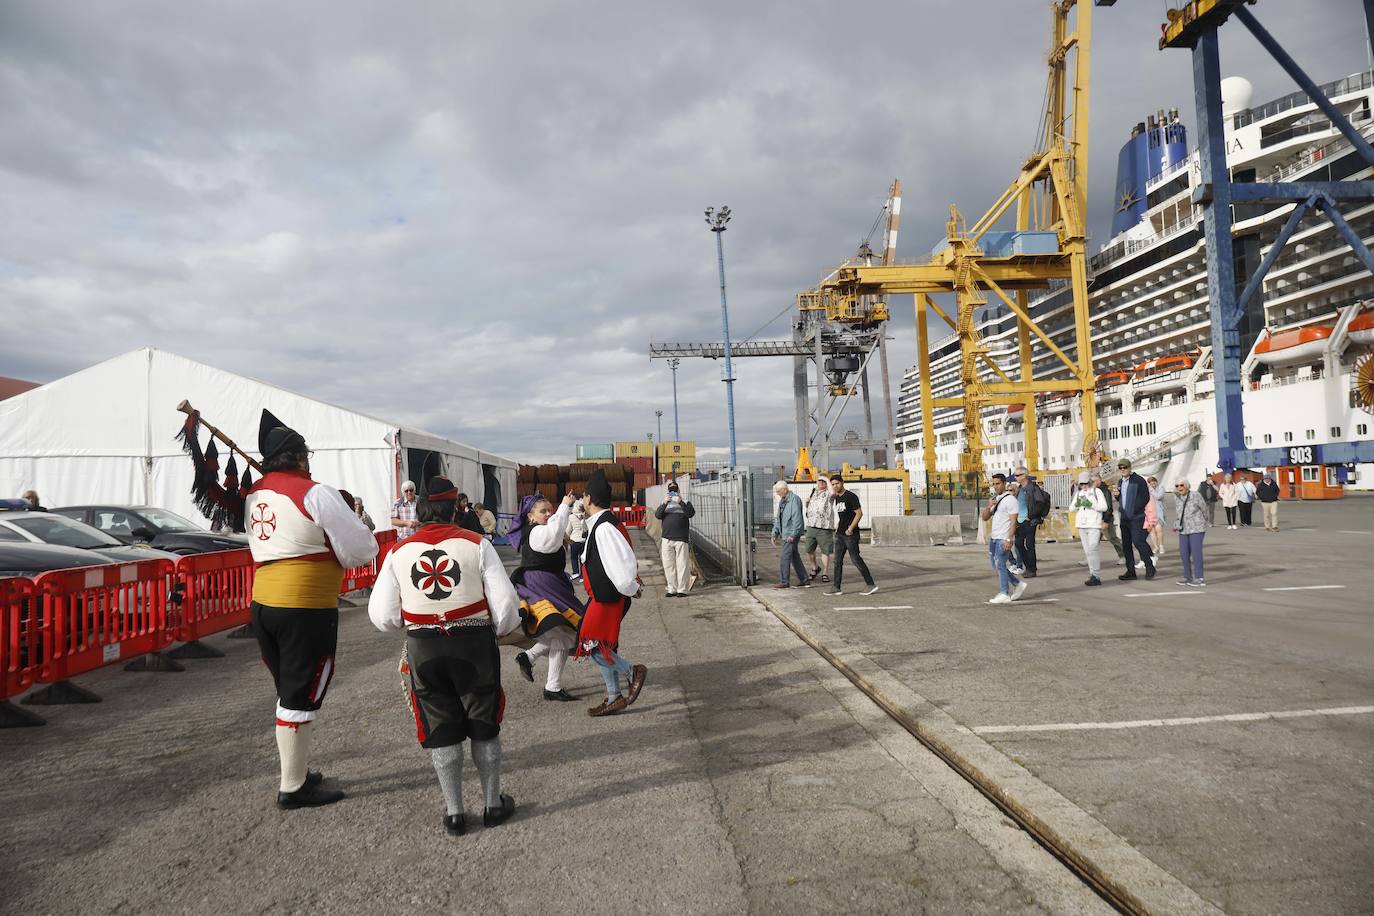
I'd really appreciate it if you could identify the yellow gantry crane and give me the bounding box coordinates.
[800,0,1100,487]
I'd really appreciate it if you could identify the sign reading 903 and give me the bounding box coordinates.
[1286,445,1320,466]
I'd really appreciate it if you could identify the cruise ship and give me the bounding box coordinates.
[896,69,1374,497]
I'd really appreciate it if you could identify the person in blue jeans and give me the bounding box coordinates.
[980,473,1026,604]
[770,481,812,589]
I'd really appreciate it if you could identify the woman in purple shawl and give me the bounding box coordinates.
[508,493,583,702]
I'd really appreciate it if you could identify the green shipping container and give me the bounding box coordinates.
[576,443,615,461]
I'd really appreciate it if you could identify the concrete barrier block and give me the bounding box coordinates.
[871,515,965,547]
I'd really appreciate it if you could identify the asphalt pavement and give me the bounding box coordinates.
[751,495,1374,915]
[0,533,1111,915]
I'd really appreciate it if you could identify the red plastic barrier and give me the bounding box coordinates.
[33,559,176,683]
[172,548,255,642]
[612,506,647,528]
[342,530,396,592]
[1,577,39,702]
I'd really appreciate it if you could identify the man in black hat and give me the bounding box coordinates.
[245,409,378,809]
[653,481,694,597]
[368,475,521,835]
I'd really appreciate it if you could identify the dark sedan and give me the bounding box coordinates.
[49,506,247,555]
[0,510,179,564]
[0,541,109,579]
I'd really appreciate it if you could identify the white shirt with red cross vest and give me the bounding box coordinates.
[367,524,520,635]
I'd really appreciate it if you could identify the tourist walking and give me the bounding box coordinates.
[1147,476,1167,558]
[1198,474,1219,527]
[1171,479,1208,587]
[1236,474,1257,527]
[1113,459,1156,581]
[367,475,521,835]
[1092,472,1125,563]
[1219,473,1239,529]
[1257,473,1281,531]
[1011,467,1049,578]
[770,481,811,589]
[801,475,835,583]
[1072,471,1108,586]
[654,481,694,597]
[566,497,588,575]
[826,477,878,597]
[980,473,1026,604]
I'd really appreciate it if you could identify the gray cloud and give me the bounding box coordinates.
[0,1,1366,466]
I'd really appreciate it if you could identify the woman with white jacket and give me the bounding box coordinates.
[1218,473,1239,529]
[1072,471,1109,587]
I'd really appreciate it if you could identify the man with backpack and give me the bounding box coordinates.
[1198,473,1219,528]
[1010,466,1050,578]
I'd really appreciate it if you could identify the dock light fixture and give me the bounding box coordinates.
[705,206,737,468]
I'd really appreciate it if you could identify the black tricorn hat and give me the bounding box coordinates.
[585,467,611,507]
[426,475,458,501]
[258,409,307,462]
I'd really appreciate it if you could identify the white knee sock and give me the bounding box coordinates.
[526,642,549,661]
[545,648,568,691]
[430,743,464,816]
[276,720,314,792]
[471,738,502,809]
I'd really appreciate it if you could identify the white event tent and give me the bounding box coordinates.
[0,348,519,529]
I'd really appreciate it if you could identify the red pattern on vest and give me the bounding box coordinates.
[244,469,334,565]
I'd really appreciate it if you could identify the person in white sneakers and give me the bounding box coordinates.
[1072,471,1108,586]
[1219,473,1239,529]
[980,473,1026,604]
[824,477,878,597]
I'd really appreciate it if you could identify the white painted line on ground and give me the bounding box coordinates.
[1013,598,1060,604]
[1336,530,1371,535]
[1261,585,1345,592]
[835,605,914,611]
[972,704,1374,735]
[1122,590,1199,597]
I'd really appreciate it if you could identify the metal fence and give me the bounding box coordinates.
[682,468,757,586]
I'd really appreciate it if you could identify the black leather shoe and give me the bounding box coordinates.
[444,813,466,836]
[1118,573,1138,581]
[277,783,346,810]
[483,794,516,828]
[1145,566,1157,580]
[543,688,576,702]
[304,769,323,789]
[515,652,534,682]
[1022,571,1037,578]
[1085,577,1101,586]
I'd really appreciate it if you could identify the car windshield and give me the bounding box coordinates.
[9,515,124,549]
[136,508,202,532]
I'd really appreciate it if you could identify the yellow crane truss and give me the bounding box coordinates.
[804,0,1101,486]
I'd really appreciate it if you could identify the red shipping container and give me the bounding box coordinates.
[633,472,655,491]
[618,456,653,474]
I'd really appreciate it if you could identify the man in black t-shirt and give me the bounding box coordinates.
[825,478,877,596]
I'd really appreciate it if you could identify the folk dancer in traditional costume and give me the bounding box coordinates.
[367,476,521,835]
[246,410,378,809]
[576,469,648,717]
[508,493,583,702]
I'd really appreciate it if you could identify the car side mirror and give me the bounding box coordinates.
[131,527,154,540]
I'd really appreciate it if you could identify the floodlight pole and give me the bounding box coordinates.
[706,206,738,468]
[668,358,681,440]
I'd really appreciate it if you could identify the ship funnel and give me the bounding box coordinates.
[1220,76,1253,116]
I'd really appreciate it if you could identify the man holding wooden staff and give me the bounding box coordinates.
[245,409,377,808]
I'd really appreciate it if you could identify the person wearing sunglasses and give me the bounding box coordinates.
[1171,479,1208,587]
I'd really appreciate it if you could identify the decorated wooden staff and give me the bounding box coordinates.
[175,399,262,532]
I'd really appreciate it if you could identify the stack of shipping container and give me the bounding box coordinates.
[514,441,698,508]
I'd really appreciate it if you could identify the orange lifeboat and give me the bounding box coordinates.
[1348,310,1374,348]
[1006,402,1026,416]
[1095,370,1131,388]
[1254,324,1333,367]
[1133,353,1196,379]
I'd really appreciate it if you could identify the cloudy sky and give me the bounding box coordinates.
[1,1,1367,466]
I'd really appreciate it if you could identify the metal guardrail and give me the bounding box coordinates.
[685,468,757,586]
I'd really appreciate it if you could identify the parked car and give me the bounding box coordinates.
[0,541,107,579]
[48,506,246,555]
[0,509,179,564]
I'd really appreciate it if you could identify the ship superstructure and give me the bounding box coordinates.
[897,68,1374,495]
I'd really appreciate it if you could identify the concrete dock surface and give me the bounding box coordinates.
[2,497,1370,914]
